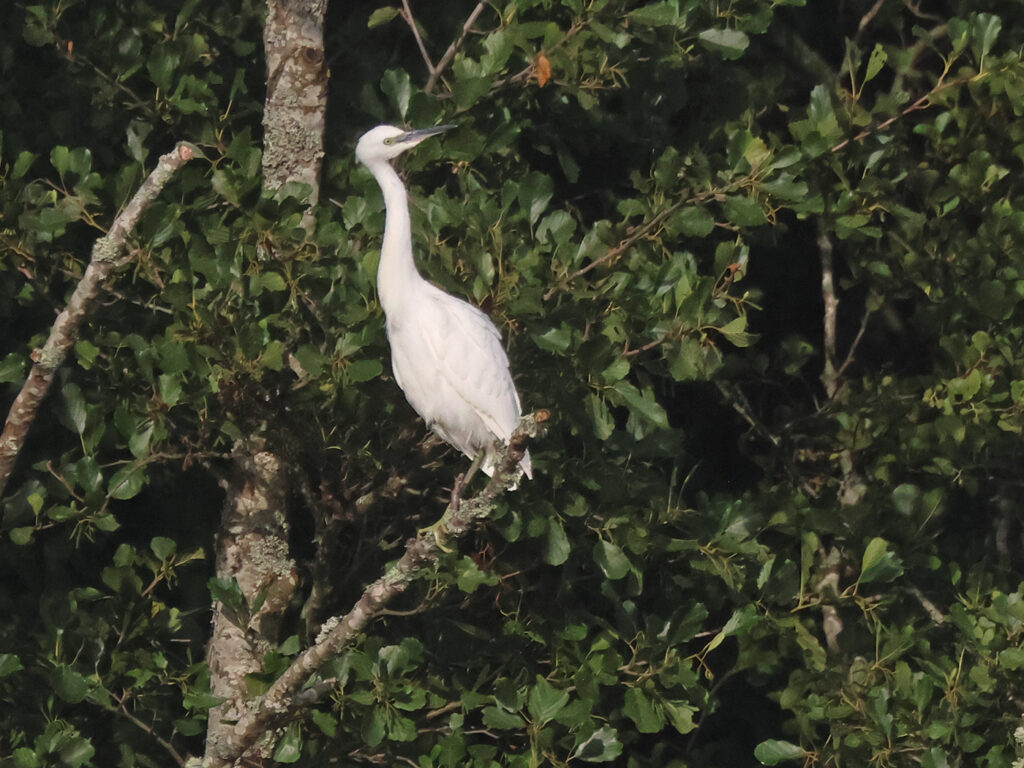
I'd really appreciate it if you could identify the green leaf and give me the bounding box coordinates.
[970,13,1001,63]
[533,326,573,354]
[754,739,806,765]
[0,353,26,383]
[718,316,755,348]
[698,28,750,59]
[12,747,39,768]
[482,705,525,730]
[367,6,400,28]
[723,195,765,227]
[57,736,94,768]
[456,556,499,593]
[610,381,669,429]
[859,537,904,583]
[0,653,24,678]
[586,393,615,440]
[573,726,623,762]
[151,536,177,560]
[623,687,664,733]
[527,676,570,724]
[10,527,34,545]
[259,272,287,292]
[12,151,36,179]
[864,42,887,84]
[108,466,146,500]
[518,171,554,226]
[273,722,302,763]
[594,539,630,580]
[62,382,88,435]
[53,666,91,703]
[662,699,698,734]
[543,518,571,565]
[310,709,338,737]
[346,359,383,383]
[629,3,679,27]
[381,68,411,120]
[998,647,1024,670]
[50,145,70,176]
[667,206,715,237]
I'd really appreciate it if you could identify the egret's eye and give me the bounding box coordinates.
[383,137,394,145]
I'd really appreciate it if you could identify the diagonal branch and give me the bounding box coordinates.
[207,411,549,768]
[401,0,488,95]
[426,1,487,94]
[0,143,195,500]
[400,0,436,81]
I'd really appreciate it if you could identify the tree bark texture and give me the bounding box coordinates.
[0,143,194,500]
[262,0,329,199]
[204,443,297,764]
[204,414,545,768]
[202,2,328,764]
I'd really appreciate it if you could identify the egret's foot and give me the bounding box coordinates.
[417,516,454,552]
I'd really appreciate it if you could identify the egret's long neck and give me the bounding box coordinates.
[369,159,425,316]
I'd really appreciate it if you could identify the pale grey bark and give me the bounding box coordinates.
[202,1,328,764]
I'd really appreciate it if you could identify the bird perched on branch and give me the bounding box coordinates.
[355,124,532,486]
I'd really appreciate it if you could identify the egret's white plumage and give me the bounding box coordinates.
[356,124,532,484]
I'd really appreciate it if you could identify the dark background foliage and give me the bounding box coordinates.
[2,0,1024,766]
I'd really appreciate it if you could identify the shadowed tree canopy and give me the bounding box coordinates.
[2,1,1024,766]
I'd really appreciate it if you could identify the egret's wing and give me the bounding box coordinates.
[422,288,522,443]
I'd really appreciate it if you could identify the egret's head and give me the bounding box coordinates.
[355,124,455,165]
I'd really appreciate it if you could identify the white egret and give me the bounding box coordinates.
[355,124,532,486]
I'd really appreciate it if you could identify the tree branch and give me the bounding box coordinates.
[426,1,487,94]
[400,0,436,81]
[818,222,839,398]
[208,412,548,768]
[0,143,195,500]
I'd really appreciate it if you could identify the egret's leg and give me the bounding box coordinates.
[418,453,485,550]
[460,451,485,489]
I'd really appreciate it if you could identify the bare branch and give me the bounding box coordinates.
[855,0,886,39]
[112,698,188,768]
[0,143,195,500]
[830,72,966,154]
[401,0,437,80]
[834,306,873,381]
[207,412,548,768]
[818,223,839,398]
[426,1,487,94]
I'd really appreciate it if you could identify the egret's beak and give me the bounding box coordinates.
[397,124,456,146]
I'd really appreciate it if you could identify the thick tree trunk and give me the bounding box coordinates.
[204,443,297,764]
[262,0,329,198]
[202,1,328,765]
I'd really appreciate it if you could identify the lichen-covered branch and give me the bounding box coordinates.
[204,441,297,764]
[206,413,547,768]
[262,0,328,201]
[0,143,195,500]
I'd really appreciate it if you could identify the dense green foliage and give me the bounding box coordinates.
[3,0,1024,765]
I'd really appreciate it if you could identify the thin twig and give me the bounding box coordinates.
[112,699,187,768]
[401,0,436,80]
[830,74,967,154]
[427,1,488,94]
[855,0,886,38]
[818,223,839,398]
[834,306,873,381]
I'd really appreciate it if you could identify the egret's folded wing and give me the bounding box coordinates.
[422,289,522,443]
